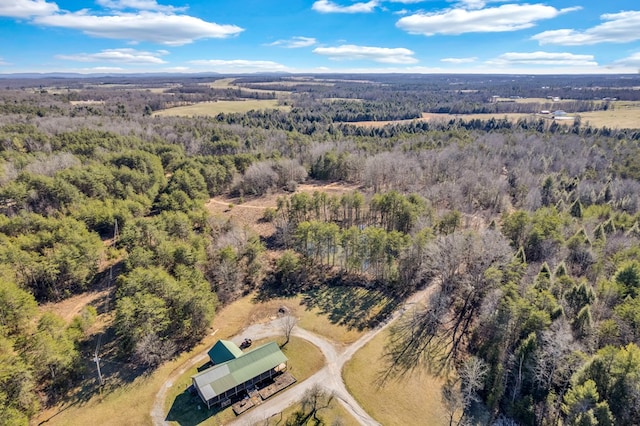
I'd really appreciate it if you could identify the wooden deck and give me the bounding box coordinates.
[258,372,297,400]
[231,372,297,416]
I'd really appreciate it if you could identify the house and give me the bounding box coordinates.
[192,341,288,409]
[552,110,573,120]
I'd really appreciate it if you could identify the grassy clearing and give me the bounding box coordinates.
[164,336,325,426]
[343,328,449,426]
[206,78,236,88]
[153,100,289,117]
[301,286,399,336]
[249,287,370,345]
[249,286,395,345]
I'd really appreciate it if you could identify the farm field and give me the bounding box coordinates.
[201,78,291,96]
[153,99,289,116]
[578,101,640,128]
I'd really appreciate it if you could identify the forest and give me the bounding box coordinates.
[1,73,640,425]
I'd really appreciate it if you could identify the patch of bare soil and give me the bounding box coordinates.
[39,288,112,323]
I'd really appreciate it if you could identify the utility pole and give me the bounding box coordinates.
[93,334,104,387]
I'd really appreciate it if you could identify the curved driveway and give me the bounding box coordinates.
[152,287,432,426]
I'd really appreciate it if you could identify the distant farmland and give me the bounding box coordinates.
[345,101,640,130]
[578,101,640,129]
[153,99,290,117]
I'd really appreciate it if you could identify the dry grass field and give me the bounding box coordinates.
[578,101,640,129]
[153,99,289,117]
[343,328,450,426]
[201,78,291,96]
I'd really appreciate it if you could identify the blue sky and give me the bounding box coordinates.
[1,0,639,74]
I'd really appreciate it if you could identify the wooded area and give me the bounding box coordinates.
[1,73,640,425]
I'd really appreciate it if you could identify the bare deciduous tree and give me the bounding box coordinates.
[280,313,297,348]
[382,230,512,378]
[134,332,176,368]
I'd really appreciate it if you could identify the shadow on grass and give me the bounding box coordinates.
[165,390,225,426]
[302,286,401,331]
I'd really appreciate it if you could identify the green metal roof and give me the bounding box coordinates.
[207,339,243,364]
[193,341,288,402]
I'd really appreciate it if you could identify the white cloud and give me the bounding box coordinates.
[0,57,9,66]
[614,52,640,67]
[397,4,580,35]
[0,0,58,18]
[56,48,169,64]
[268,36,317,48]
[441,57,477,63]
[487,51,598,67]
[34,11,243,45]
[95,0,186,12]
[532,11,640,45]
[387,0,425,3]
[189,59,290,72]
[313,44,418,64]
[312,0,378,14]
[454,0,510,10]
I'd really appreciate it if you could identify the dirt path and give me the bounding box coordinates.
[207,199,268,210]
[151,285,434,426]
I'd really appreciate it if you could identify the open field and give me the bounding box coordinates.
[153,99,288,117]
[343,327,450,426]
[249,80,335,87]
[164,336,325,426]
[201,78,291,96]
[578,101,640,129]
[206,78,237,88]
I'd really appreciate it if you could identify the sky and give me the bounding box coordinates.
[0,0,639,74]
